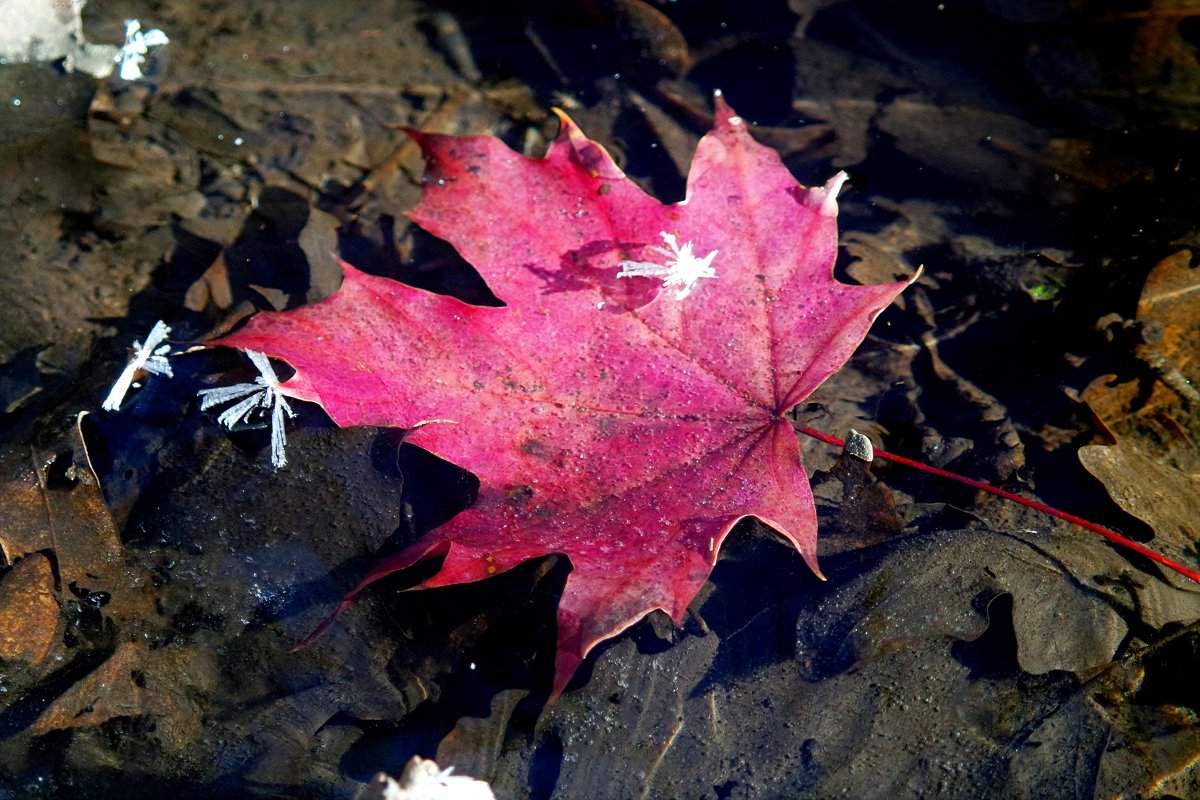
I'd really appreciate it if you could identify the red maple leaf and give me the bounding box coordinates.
[213,96,912,697]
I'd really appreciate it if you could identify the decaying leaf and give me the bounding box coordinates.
[209,96,912,695]
[796,527,1128,680]
[0,412,124,595]
[36,413,126,591]
[1078,250,1200,594]
[0,553,60,665]
[525,527,1173,798]
[1009,624,1200,800]
[31,640,216,752]
[0,455,54,565]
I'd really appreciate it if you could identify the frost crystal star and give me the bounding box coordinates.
[617,232,718,299]
[117,19,170,81]
[198,350,296,468]
[102,320,173,411]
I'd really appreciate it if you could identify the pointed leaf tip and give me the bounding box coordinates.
[550,107,590,151]
[712,91,745,131]
[549,107,626,180]
[806,171,849,217]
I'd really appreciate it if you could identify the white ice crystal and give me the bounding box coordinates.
[102,320,173,412]
[198,350,295,469]
[117,19,169,81]
[364,757,495,800]
[616,232,718,300]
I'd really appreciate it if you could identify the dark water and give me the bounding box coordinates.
[1,1,1199,797]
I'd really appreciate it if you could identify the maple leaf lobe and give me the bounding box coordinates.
[216,97,912,699]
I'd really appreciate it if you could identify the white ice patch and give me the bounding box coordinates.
[0,3,167,79]
[365,756,495,800]
[0,0,117,76]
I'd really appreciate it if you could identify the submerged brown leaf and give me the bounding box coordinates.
[1079,250,1200,592]
[0,553,60,665]
[35,414,125,591]
[0,456,54,565]
[0,412,124,612]
[32,641,216,750]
